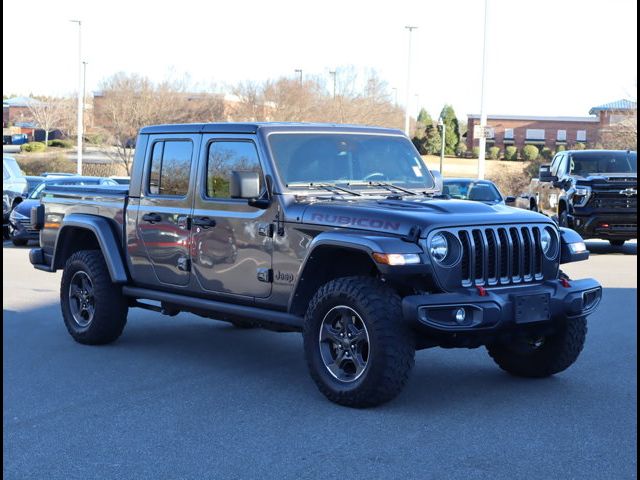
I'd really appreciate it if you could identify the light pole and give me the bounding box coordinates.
[70,19,83,174]
[82,61,88,131]
[438,116,446,174]
[294,69,303,86]
[329,70,336,98]
[391,87,398,107]
[477,0,489,179]
[404,26,418,136]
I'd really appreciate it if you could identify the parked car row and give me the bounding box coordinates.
[3,154,130,245]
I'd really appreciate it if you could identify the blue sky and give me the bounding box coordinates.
[3,0,637,119]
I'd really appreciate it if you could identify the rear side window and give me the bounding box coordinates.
[148,140,193,196]
[206,141,263,199]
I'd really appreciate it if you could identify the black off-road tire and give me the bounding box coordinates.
[558,210,569,228]
[60,250,128,345]
[303,276,415,408]
[486,316,587,378]
[609,239,626,247]
[11,237,28,246]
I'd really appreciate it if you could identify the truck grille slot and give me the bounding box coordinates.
[590,195,637,210]
[458,225,545,287]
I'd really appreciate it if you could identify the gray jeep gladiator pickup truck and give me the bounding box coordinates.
[29,123,602,407]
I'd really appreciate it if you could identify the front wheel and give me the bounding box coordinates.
[486,316,587,378]
[60,250,128,345]
[303,276,415,407]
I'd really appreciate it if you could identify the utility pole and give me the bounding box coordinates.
[329,70,336,99]
[438,116,446,174]
[82,61,88,134]
[404,26,418,136]
[392,87,398,107]
[477,0,489,179]
[70,19,83,174]
[294,69,303,86]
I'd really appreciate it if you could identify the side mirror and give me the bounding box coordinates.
[538,164,557,183]
[430,170,443,194]
[505,196,516,204]
[230,171,270,209]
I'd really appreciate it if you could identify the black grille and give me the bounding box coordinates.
[458,225,546,287]
[589,193,637,210]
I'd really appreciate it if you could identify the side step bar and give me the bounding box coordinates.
[122,286,303,331]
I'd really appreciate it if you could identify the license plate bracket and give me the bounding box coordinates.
[514,293,550,324]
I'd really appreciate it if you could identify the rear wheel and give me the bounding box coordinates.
[60,250,128,345]
[609,239,626,247]
[303,276,415,407]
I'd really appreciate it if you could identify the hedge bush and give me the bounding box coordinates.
[557,144,566,152]
[522,145,539,161]
[472,146,480,158]
[85,133,105,145]
[456,142,467,157]
[540,147,553,160]
[16,155,75,175]
[487,146,500,159]
[20,142,47,153]
[47,139,74,148]
[574,142,586,150]
[504,146,518,161]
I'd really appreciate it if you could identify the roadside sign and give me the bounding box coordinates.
[473,125,495,139]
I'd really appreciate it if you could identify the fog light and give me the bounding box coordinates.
[454,308,466,324]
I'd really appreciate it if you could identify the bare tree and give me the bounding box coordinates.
[27,97,72,145]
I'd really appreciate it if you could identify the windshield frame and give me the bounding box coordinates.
[264,130,438,196]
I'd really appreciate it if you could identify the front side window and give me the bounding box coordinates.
[269,133,435,190]
[206,141,263,199]
[148,140,193,196]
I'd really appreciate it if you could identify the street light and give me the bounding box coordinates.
[477,0,489,179]
[294,69,303,86]
[438,116,446,174]
[391,87,398,107]
[70,19,83,174]
[82,61,88,134]
[329,70,336,98]
[404,26,418,136]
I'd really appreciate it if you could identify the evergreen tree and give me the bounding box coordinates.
[439,104,460,156]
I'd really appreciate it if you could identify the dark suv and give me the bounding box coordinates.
[518,150,636,246]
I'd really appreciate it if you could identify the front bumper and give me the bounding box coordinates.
[570,213,636,240]
[8,217,39,241]
[402,278,602,334]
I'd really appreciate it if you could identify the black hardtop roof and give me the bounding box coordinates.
[139,122,404,136]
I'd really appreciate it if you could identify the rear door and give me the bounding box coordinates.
[136,134,200,287]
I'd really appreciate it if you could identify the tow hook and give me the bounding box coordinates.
[476,286,488,296]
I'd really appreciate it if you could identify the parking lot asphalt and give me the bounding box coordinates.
[3,240,637,480]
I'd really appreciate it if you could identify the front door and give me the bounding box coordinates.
[136,134,200,287]
[190,134,273,298]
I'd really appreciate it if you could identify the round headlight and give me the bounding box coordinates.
[540,228,551,254]
[429,233,449,262]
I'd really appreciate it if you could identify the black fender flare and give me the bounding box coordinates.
[287,231,425,313]
[53,213,128,283]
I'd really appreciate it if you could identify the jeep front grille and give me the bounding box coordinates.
[458,225,546,287]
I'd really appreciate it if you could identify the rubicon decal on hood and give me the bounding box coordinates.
[310,213,401,231]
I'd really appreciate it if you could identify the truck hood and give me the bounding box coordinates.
[300,197,551,237]
[575,173,637,187]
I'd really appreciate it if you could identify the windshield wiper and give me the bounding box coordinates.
[286,182,361,196]
[348,181,418,196]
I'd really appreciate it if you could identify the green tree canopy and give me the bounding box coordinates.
[439,104,461,155]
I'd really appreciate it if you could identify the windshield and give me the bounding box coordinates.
[268,133,435,191]
[443,181,502,202]
[570,151,637,175]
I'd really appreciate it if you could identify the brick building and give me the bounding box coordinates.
[466,99,637,152]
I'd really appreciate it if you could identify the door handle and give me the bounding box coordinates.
[142,213,162,223]
[192,217,216,228]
